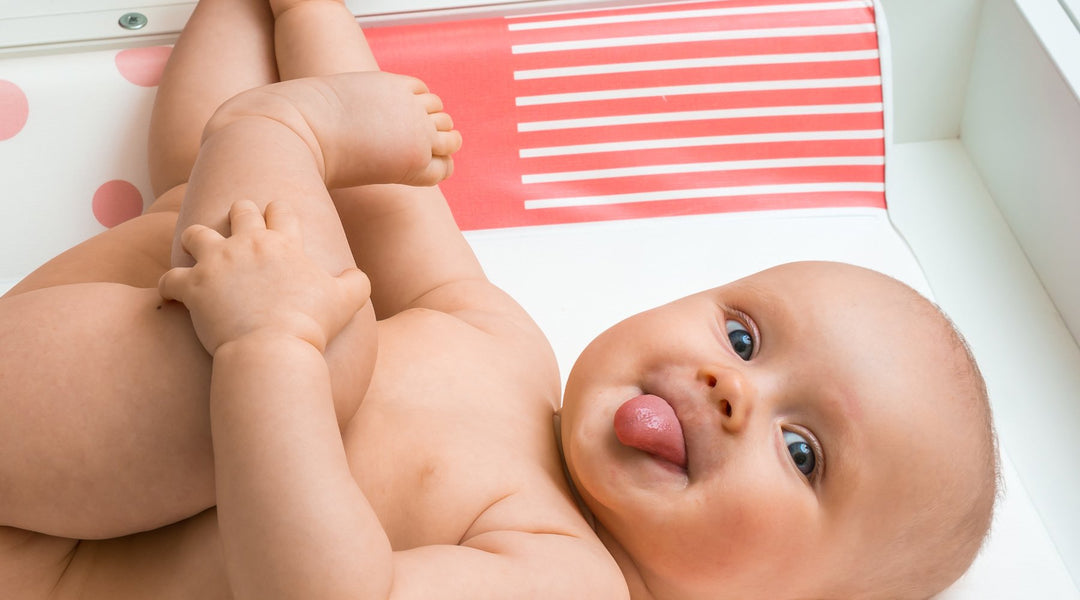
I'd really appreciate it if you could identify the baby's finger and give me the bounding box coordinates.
[264,201,302,244]
[157,267,192,303]
[180,224,225,260]
[228,200,266,236]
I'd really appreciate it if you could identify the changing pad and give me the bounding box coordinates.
[0,0,1076,597]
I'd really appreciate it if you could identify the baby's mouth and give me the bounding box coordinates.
[613,394,687,469]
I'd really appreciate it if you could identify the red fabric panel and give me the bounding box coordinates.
[365,0,885,231]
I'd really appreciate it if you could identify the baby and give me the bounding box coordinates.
[0,0,998,599]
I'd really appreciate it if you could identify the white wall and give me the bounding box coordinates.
[962,0,1080,345]
[878,0,984,142]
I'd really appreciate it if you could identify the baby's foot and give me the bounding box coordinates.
[216,71,461,190]
[300,71,462,189]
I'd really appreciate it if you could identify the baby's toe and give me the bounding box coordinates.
[418,92,444,114]
[430,111,454,132]
[426,156,454,182]
[431,129,462,157]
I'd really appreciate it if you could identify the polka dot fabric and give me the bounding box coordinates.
[0,79,29,141]
[0,48,164,281]
[115,46,172,87]
[93,180,145,228]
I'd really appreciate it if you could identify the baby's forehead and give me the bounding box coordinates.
[732,261,923,302]
[731,265,980,476]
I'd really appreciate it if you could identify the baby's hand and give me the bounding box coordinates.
[158,200,370,355]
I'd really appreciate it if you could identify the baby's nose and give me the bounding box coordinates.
[697,364,752,433]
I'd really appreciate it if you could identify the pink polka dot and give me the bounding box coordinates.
[93,180,144,228]
[115,46,172,87]
[0,79,29,141]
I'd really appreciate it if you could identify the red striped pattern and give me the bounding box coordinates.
[366,0,884,231]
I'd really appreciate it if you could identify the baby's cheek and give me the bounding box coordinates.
[712,474,820,564]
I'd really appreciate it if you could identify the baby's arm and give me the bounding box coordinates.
[159,200,388,600]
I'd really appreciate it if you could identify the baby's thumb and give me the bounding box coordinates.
[158,267,192,303]
[337,268,372,310]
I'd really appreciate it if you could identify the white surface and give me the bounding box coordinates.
[889,139,1080,594]
[1063,0,1080,29]
[1016,0,1080,96]
[0,0,654,54]
[877,0,983,143]
[2,0,1079,597]
[0,50,159,277]
[963,0,1080,347]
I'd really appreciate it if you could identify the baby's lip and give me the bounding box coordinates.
[634,379,720,476]
[613,394,687,469]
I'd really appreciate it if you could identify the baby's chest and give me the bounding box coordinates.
[345,310,566,548]
[341,381,562,550]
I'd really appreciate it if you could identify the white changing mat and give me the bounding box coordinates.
[0,0,1077,597]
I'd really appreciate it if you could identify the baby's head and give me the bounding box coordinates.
[558,261,998,599]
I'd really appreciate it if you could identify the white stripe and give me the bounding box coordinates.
[507,0,720,20]
[511,24,877,54]
[508,1,872,31]
[522,156,884,184]
[516,76,881,106]
[517,103,884,132]
[519,129,885,158]
[524,182,885,209]
[514,50,879,80]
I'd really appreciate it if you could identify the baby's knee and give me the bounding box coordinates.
[201,76,361,183]
[202,84,322,157]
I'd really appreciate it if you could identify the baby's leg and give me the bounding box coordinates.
[5,0,278,297]
[148,0,278,200]
[269,0,486,319]
[271,0,379,78]
[0,71,457,542]
[165,2,382,275]
[0,0,279,540]
[0,285,214,539]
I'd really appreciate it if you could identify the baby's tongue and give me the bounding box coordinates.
[613,394,686,469]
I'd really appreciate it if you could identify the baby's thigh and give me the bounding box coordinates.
[0,284,215,539]
[0,527,77,599]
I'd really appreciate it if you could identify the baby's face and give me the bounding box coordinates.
[559,261,981,599]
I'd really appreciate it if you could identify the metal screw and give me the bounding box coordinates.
[119,12,148,30]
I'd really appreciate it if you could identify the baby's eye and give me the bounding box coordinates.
[725,319,754,361]
[783,430,817,478]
